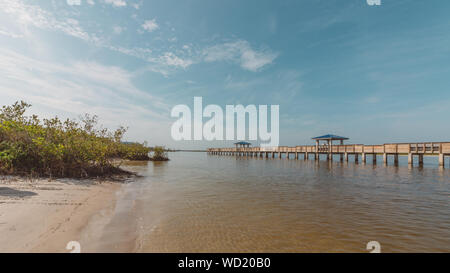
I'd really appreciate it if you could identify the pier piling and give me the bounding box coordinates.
[210,142,450,168]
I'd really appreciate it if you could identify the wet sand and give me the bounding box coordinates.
[0,176,121,253]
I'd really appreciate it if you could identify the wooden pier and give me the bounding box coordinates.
[207,141,450,167]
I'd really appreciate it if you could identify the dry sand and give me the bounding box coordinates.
[0,176,122,253]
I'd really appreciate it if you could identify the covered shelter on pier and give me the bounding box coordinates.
[312,134,349,152]
[234,141,251,149]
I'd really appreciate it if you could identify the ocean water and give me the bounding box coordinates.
[90,152,450,253]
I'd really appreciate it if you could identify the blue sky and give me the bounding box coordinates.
[0,0,449,148]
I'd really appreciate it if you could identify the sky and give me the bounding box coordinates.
[0,0,449,149]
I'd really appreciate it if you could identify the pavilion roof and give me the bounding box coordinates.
[312,134,349,140]
[234,141,252,145]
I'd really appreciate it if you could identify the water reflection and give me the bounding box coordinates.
[101,152,449,253]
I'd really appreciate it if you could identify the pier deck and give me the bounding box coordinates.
[207,142,450,167]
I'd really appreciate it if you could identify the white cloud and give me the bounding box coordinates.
[0,1,176,75]
[159,52,193,69]
[0,48,170,142]
[0,1,277,76]
[104,0,126,7]
[203,40,278,71]
[0,1,156,63]
[113,25,124,34]
[66,0,81,6]
[0,28,23,38]
[86,0,95,5]
[0,0,100,44]
[131,2,141,9]
[141,19,159,32]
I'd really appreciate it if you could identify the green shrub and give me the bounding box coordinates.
[0,101,151,178]
[151,146,169,161]
[116,142,151,161]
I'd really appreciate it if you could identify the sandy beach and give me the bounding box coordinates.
[0,176,122,253]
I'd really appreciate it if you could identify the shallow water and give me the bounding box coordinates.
[94,152,450,252]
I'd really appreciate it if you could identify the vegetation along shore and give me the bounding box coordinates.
[0,101,167,179]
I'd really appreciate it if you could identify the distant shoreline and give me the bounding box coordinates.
[171,150,207,152]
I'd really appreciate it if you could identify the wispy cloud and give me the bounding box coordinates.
[141,19,159,32]
[113,25,124,34]
[66,0,81,6]
[104,0,127,7]
[0,0,101,44]
[0,0,278,77]
[203,40,278,72]
[0,28,23,38]
[155,52,193,69]
[131,1,142,10]
[0,48,170,142]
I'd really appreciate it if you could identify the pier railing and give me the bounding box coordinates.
[208,142,450,167]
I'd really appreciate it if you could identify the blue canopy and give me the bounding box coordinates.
[234,141,252,145]
[312,134,349,140]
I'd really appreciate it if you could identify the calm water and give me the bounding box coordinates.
[92,152,450,253]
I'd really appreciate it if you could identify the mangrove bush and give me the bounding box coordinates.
[0,101,150,178]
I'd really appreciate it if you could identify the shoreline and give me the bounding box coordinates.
[0,176,123,253]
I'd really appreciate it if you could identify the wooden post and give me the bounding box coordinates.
[355,154,359,163]
[344,152,348,162]
[373,154,377,164]
[407,144,412,165]
[439,153,444,167]
[362,153,366,164]
[328,139,332,161]
[419,154,424,165]
[394,144,399,165]
[408,153,413,165]
[305,152,308,160]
